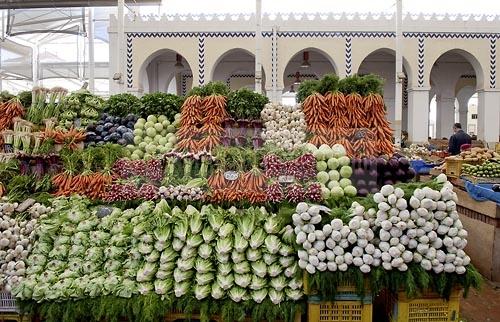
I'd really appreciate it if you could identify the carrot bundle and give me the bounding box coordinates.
[0,98,25,131]
[207,167,268,204]
[176,94,228,153]
[52,172,112,199]
[43,127,86,150]
[304,91,395,157]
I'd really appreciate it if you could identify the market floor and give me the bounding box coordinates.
[460,281,500,322]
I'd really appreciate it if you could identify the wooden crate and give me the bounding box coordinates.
[392,289,461,322]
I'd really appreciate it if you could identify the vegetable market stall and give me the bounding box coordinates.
[452,184,500,282]
[0,76,484,322]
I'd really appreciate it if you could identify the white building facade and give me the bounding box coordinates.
[108,12,500,145]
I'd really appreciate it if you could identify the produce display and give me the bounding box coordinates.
[350,155,416,196]
[296,174,479,298]
[447,147,499,162]
[104,93,143,117]
[85,113,137,147]
[0,200,51,292]
[261,103,307,150]
[57,90,104,129]
[299,74,394,157]
[0,80,485,322]
[128,114,179,160]
[462,160,500,178]
[306,143,357,199]
[13,198,303,321]
[26,87,67,125]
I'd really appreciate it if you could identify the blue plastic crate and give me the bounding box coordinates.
[410,160,436,174]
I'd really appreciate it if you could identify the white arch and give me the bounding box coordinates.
[138,48,193,94]
[356,48,413,86]
[427,48,485,91]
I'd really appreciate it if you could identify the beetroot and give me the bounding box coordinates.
[286,183,305,203]
[305,183,322,202]
[266,182,284,203]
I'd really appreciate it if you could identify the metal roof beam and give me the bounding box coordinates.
[0,1,159,9]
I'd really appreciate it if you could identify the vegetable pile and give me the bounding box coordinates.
[129,114,179,160]
[85,113,137,147]
[261,103,306,150]
[350,155,416,196]
[448,147,499,162]
[299,74,394,157]
[306,143,357,200]
[293,174,471,276]
[58,90,104,129]
[26,87,67,125]
[13,198,302,311]
[462,160,500,178]
[0,200,51,292]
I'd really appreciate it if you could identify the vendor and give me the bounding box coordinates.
[448,123,472,155]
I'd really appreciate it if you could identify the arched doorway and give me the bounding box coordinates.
[139,49,193,95]
[282,48,336,103]
[428,49,483,139]
[357,49,411,128]
[211,48,265,92]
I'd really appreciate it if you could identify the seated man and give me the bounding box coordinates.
[448,123,472,156]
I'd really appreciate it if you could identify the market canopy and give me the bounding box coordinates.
[0,0,159,9]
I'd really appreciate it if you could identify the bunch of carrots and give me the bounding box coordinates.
[52,172,113,199]
[303,91,394,157]
[176,94,228,153]
[0,98,25,132]
[207,167,268,204]
[43,127,86,150]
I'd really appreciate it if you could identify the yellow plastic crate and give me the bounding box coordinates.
[308,299,373,322]
[392,289,461,322]
[445,159,481,178]
[0,313,31,322]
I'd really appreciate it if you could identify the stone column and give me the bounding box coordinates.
[407,87,430,144]
[477,89,500,145]
[435,96,455,139]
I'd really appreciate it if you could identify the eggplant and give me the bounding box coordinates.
[357,179,367,188]
[389,158,400,170]
[117,138,127,145]
[362,158,371,170]
[383,179,394,185]
[117,125,128,135]
[123,132,134,144]
[126,121,135,129]
[406,168,416,180]
[369,170,378,178]
[399,157,410,170]
[96,125,104,133]
[95,135,102,142]
[368,180,378,188]
[104,122,114,130]
[358,188,369,197]
[376,158,387,171]
[103,135,111,142]
[354,168,366,178]
[109,132,121,142]
[115,117,122,124]
[109,126,118,134]
[396,169,406,179]
[370,187,380,194]
[101,131,108,137]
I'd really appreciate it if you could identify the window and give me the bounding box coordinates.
[471,114,478,119]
